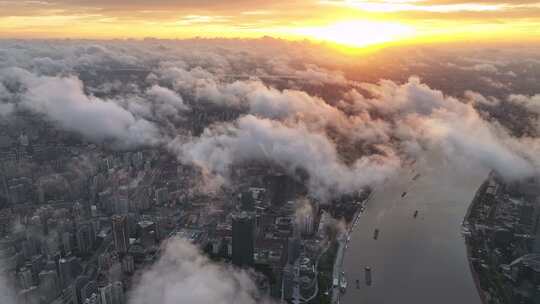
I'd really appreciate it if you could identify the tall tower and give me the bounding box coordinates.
[76,222,95,255]
[112,281,125,304]
[111,215,129,254]
[58,257,77,289]
[99,283,113,304]
[232,212,254,267]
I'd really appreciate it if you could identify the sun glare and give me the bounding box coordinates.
[292,20,416,48]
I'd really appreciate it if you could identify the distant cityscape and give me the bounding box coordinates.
[0,96,369,304]
[464,174,540,304]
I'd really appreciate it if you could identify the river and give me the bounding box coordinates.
[340,151,487,304]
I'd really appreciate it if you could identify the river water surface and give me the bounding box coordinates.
[341,151,487,304]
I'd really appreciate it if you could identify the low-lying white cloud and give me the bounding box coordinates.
[0,67,162,148]
[128,237,273,304]
[174,114,400,200]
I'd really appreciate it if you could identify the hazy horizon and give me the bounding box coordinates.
[1,0,540,48]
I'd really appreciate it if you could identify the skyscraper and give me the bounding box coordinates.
[76,222,95,256]
[121,255,135,274]
[99,281,125,304]
[38,270,59,302]
[231,212,254,267]
[113,197,129,215]
[155,187,169,205]
[99,283,113,304]
[18,267,34,290]
[240,191,254,211]
[58,256,80,289]
[112,281,125,304]
[111,215,129,254]
[137,220,157,248]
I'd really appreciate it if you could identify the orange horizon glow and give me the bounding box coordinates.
[0,1,539,49]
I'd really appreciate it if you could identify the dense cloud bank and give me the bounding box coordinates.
[2,39,540,304]
[173,115,400,199]
[2,40,540,197]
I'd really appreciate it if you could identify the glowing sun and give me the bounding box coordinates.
[293,20,415,47]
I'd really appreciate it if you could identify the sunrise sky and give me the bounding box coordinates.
[1,0,540,47]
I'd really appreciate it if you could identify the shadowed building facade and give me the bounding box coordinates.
[232,212,254,267]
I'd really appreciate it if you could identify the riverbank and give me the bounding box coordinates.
[463,178,490,304]
[329,194,372,304]
[461,173,539,303]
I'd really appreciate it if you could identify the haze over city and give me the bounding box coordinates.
[0,1,539,304]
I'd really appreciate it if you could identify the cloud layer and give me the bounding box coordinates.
[2,40,540,199]
[174,115,399,199]
[0,67,161,148]
[128,237,272,304]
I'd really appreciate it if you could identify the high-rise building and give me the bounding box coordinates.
[29,255,45,283]
[99,283,113,304]
[73,275,91,304]
[137,220,157,248]
[287,237,301,265]
[240,191,255,211]
[112,281,125,304]
[112,215,129,254]
[38,270,59,302]
[265,174,296,207]
[21,238,38,260]
[80,280,98,302]
[18,267,34,290]
[52,286,77,304]
[99,281,125,304]
[114,197,129,215]
[76,223,95,256]
[58,256,82,289]
[17,286,40,304]
[232,212,254,267]
[61,232,72,255]
[73,201,84,219]
[295,212,314,236]
[48,287,76,304]
[83,293,100,304]
[90,205,98,218]
[155,187,169,205]
[121,255,135,274]
[42,234,60,257]
[9,183,24,204]
[132,152,144,169]
[19,132,29,147]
